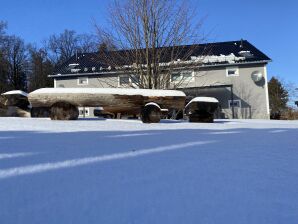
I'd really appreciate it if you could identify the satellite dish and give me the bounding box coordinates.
[251,71,263,82]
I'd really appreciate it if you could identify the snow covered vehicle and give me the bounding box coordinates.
[28,88,186,123]
[185,97,219,123]
[0,90,30,117]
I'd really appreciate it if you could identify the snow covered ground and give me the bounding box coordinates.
[0,117,298,224]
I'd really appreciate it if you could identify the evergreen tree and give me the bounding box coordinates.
[268,76,289,119]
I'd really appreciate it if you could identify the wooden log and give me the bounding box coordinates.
[93,109,115,118]
[0,106,30,117]
[185,98,219,123]
[141,104,161,123]
[28,88,186,118]
[0,101,8,117]
[31,107,50,118]
[50,102,79,120]
[1,93,29,110]
[0,94,30,117]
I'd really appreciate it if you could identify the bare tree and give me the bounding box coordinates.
[0,21,7,40]
[28,46,54,91]
[0,21,9,92]
[96,0,206,89]
[1,35,28,91]
[46,29,99,65]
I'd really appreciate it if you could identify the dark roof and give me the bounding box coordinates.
[51,40,271,77]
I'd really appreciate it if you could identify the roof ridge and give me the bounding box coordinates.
[77,40,249,55]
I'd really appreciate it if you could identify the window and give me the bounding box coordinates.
[131,75,140,84]
[171,73,181,82]
[119,75,130,85]
[79,107,90,117]
[171,71,194,82]
[226,67,239,77]
[228,100,241,108]
[77,77,88,85]
[118,75,140,87]
[182,72,194,82]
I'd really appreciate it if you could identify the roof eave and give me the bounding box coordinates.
[49,60,272,78]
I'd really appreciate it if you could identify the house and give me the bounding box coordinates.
[49,40,271,119]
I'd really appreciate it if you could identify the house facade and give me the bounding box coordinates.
[49,40,271,119]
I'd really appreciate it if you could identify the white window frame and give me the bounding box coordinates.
[118,75,140,87]
[171,71,195,83]
[79,107,90,117]
[118,75,130,87]
[181,71,195,82]
[226,67,239,77]
[170,72,182,82]
[130,74,140,85]
[228,100,241,109]
[77,77,88,85]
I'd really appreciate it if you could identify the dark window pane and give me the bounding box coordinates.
[119,76,130,85]
[171,73,181,81]
[131,75,140,84]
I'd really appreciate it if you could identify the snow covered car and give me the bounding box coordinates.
[185,97,219,123]
[28,88,186,123]
[0,90,30,117]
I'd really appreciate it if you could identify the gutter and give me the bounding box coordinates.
[49,60,272,78]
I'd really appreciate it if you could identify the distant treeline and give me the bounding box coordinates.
[0,21,100,93]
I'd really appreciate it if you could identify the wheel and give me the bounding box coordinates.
[31,107,50,118]
[50,102,79,120]
[141,104,161,123]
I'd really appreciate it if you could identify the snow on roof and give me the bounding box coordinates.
[189,54,246,64]
[1,90,28,97]
[186,97,219,108]
[29,88,186,97]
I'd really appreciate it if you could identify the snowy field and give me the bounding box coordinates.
[0,117,298,224]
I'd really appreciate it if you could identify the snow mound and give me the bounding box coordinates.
[186,97,219,108]
[1,90,28,97]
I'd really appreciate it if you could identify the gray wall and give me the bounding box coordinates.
[179,64,270,119]
[55,75,118,88]
[54,63,270,119]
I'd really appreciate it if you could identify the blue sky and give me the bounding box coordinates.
[1,0,298,86]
